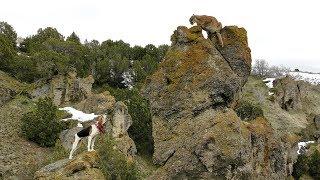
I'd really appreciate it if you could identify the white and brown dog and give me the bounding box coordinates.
[69,115,106,159]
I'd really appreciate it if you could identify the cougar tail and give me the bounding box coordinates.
[216,32,224,47]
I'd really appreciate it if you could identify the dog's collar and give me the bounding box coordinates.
[95,122,105,133]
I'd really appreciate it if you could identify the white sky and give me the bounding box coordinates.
[1,0,320,72]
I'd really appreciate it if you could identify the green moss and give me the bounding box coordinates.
[235,100,264,121]
[223,26,248,46]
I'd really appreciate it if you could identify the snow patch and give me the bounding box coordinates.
[289,71,320,85]
[263,78,276,88]
[297,141,315,154]
[59,107,99,122]
[121,71,134,90]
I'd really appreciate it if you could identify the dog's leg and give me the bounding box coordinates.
[69,134,81,159]
[88,135,93,151]
[91,136,97,151]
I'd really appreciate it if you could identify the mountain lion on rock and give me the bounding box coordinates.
[189,14,224,47]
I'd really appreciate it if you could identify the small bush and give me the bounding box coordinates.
[235,101,264,121]
[308,150,320,179]
[292,150,320,180]
[21,98,66,147]
[292,154,309,179]
[97,135,140,179]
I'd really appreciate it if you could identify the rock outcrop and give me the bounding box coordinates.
[0,70,30,107]
[111,101,137,159]
[75,91,116,114]
[273,76,302,111]
[212,26,252,85]
[144,25,297,179]
[34,151,105,180]
[32,70,94,106]
[144,25,244,115]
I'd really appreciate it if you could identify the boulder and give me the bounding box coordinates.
[34,151,105,180]
[273,76,302,111]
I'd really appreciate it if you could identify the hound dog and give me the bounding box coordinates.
[69,115,106,159]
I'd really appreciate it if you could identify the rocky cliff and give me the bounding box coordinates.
[143,25,297,179]
[32,70,94,106]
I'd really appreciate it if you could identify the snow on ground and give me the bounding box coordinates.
[263,71,320,92]
[263,78,276,96]
[59,107,99,125]
[121,71,134,90]
[263,78,276,88]
[297,141,315,154]
[289,71,320,85]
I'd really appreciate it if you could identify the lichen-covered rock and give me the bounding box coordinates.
[65,71,94,103]
[274,76,302,111]
[75,91,116,114]
[34,151,105,180]
[144,25,296,179]
[213,26,252,85]
[144,25,244,117]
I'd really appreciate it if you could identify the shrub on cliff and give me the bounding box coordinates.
[235,100,264,121]
[308,150,320,179]
[21,98,66,147]
[97,135,140,179]
[292,150,320,180]
[292,154,309,179]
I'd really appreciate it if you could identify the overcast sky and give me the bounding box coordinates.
[1,0,320,72]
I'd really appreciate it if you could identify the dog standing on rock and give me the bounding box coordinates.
[69,115,106,159]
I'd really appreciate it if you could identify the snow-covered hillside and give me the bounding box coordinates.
[263,71,320,89]
[289,71,320,85]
